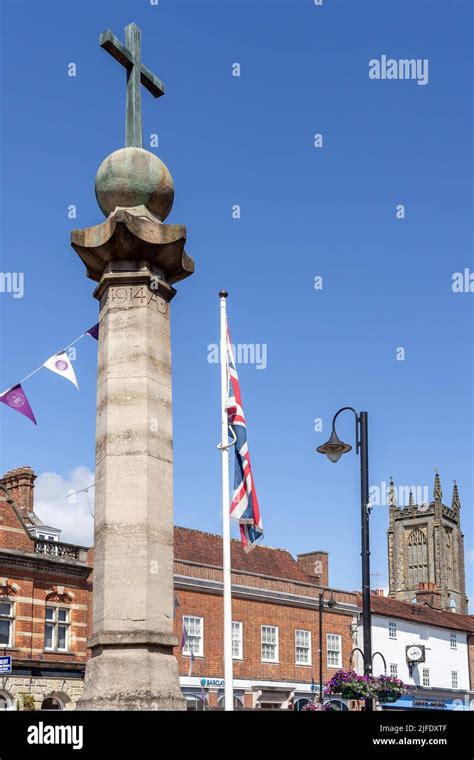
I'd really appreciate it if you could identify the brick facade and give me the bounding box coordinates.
[0,473,92,710]
[0,469,359,710]
[3,467,471,711]
[173,586,356,707]
[172,527,359,709]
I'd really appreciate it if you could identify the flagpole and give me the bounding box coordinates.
[219,289,234,712]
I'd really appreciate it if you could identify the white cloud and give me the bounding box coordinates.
[34,467,94,547]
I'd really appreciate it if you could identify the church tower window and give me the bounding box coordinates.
[445,530,454,586]
[406,528,428,587]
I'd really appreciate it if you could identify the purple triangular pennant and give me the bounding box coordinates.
[0,384,37,425]
[86,323,99,341]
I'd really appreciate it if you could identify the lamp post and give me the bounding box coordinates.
[319,590,336,704]
[316,407,373,711]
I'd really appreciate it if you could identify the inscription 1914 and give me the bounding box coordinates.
[102,285,169,314]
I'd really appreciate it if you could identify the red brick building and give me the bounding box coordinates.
[0,468,92,710]
[173,528,360,710]
[0,467,359,710]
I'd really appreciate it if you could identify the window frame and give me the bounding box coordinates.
[388,621,397,639]
[261,625,279,663]
[184,694,205,711]
[295,629,312,666]
[390,663,398,678]
[326,633,342,669]
[44,605,70,652]
[0,601,13,649]
[0,691,14,711]
[422,668,430,687]
[450,633,457,650]
[232,621,243,660]
[182,615,204,657]
[451,671,458,689]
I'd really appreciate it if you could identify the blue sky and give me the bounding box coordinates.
[0,1,472,605]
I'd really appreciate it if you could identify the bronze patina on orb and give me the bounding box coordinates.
[95,146,174,220]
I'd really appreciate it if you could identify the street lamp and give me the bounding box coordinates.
[317,406,373,711]
[319,590,336,704]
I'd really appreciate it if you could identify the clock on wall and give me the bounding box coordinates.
[406,645,425,663]
[406,644,425,675]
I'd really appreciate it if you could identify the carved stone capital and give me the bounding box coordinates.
[71,204,194,285]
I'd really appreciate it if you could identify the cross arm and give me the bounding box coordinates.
[100,30,132,70]
[140,63,165,98]
[100,30,165,98]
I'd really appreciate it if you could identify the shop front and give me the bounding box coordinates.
[181,677,245,710]
[380,691,474,711]
[180,676,320,710]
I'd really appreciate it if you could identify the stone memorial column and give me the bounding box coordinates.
[72,146,193,710]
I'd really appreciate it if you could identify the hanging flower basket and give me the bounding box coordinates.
[322,701,342,711]
[324,670,374,700]
[372,675,407,703]
[324,671,408,703]
[302,701,323,711]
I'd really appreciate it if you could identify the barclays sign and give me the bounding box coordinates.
[200,678,225,688]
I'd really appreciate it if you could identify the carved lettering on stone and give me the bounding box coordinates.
[103,285,169,314]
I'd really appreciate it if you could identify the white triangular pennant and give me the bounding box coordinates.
[43,352,79,390]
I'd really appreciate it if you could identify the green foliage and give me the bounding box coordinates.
[18,693,37,711]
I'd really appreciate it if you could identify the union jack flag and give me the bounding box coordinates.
[226,320,263,552]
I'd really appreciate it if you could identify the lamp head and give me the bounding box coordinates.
[327,593,337,608]
[316,429,352,463]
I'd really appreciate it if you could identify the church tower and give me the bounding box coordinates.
[387,472,468,614]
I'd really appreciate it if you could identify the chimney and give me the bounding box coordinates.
[415,582,442,610]
[297,551,328,586]
[0,467,36,517]
[372,588,385,597]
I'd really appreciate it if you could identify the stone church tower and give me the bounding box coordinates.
[387,472,468,614]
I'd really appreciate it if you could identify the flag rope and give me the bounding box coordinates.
[0,325,98,397]
[0,322,99,424]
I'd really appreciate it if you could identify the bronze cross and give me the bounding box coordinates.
[100,22,165,149]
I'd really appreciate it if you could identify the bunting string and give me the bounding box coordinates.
[0,323,99,425]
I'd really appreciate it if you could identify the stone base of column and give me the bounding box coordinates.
[77,646,186,711]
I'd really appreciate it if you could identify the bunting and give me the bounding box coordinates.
[86,323,99,341]
[43,352,79,390]
[0,384,37,425]
[0,321,99,425]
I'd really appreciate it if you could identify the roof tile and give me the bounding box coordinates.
[174,526,312,584]
[359,593,474,633]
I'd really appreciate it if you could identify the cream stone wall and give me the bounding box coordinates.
[0,676,84,710]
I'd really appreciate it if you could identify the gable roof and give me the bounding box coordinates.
[359,593,474,633]
[174,526,313,585]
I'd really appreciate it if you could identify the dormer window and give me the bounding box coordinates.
[30,528,60,542]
